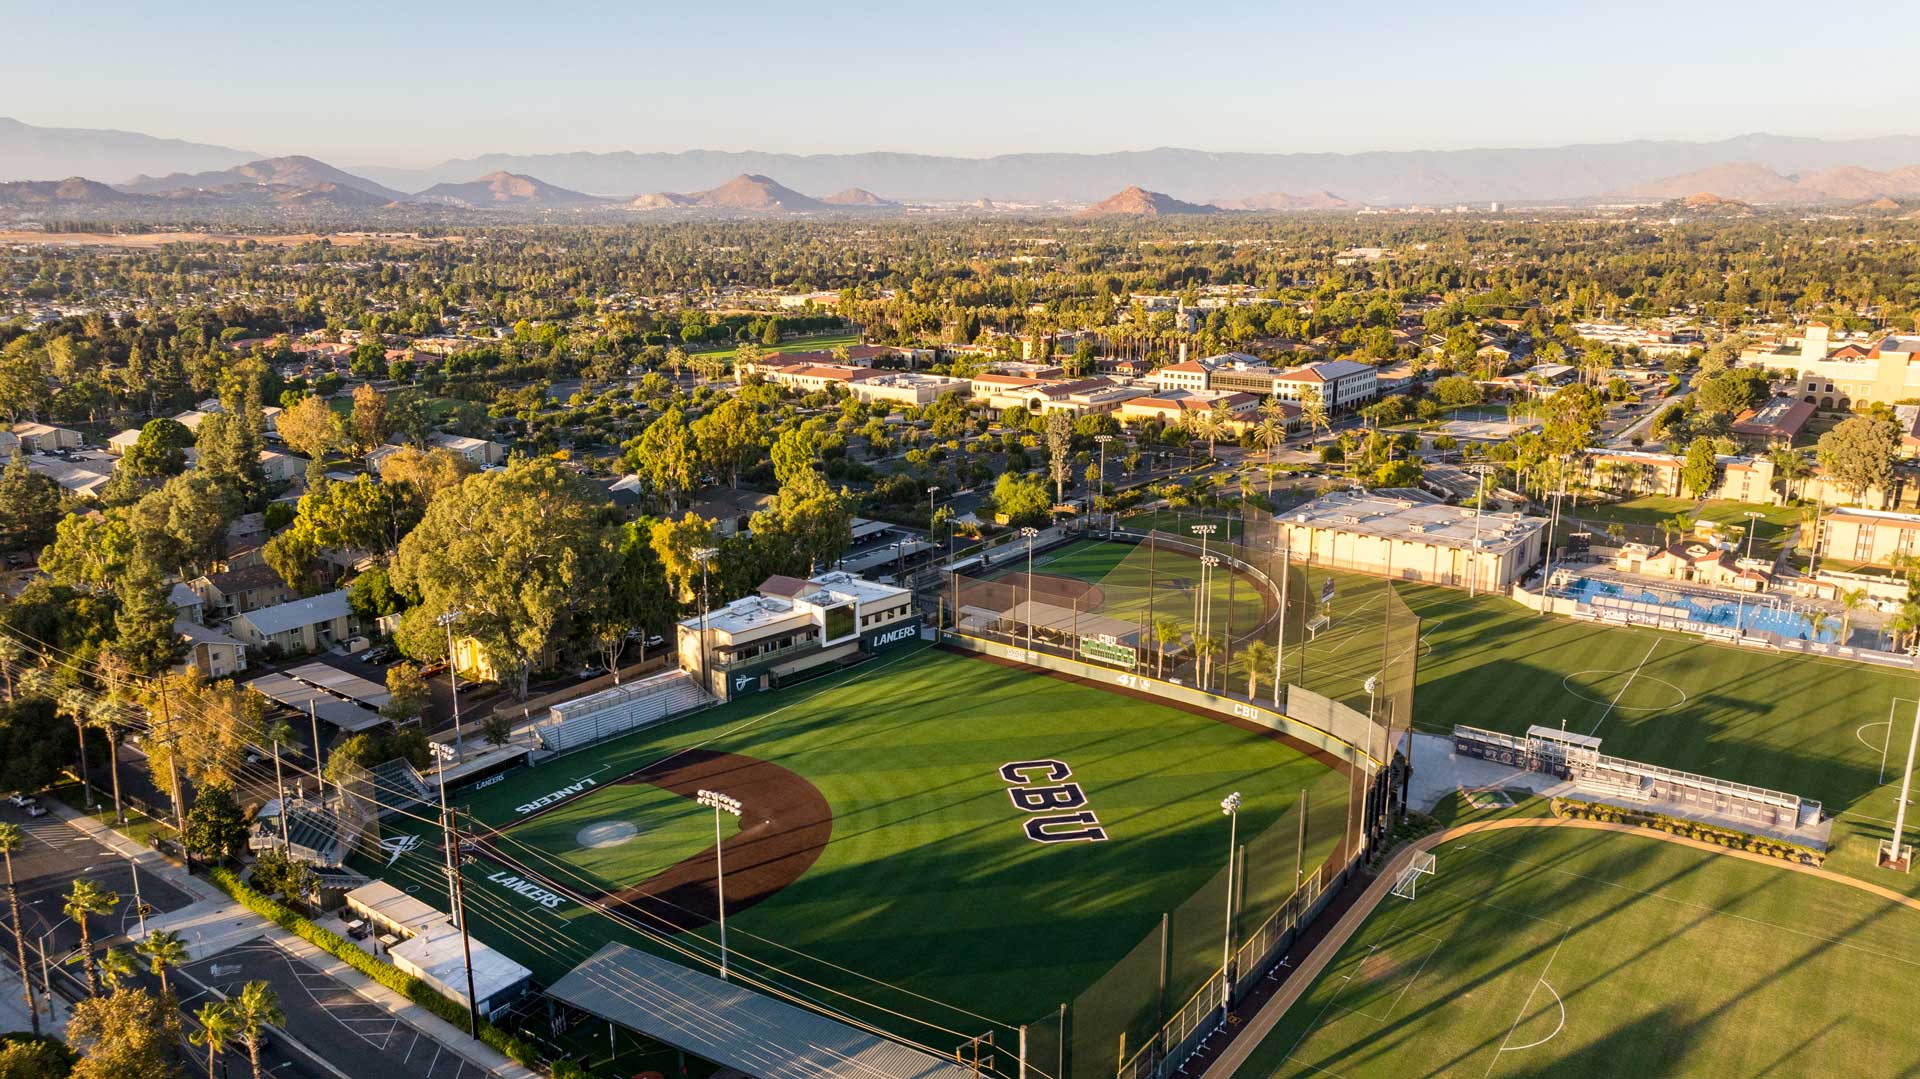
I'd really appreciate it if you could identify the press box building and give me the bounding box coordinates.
[677,571,920,700]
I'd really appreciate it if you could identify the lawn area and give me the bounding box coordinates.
[1286,570,1920,897]
[363,644,1346,1056]
[1565,496,1805,557]
[1237,825,1920,1079]
[688,330,862,361]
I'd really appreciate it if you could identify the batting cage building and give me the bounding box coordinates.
[677,570,921,700]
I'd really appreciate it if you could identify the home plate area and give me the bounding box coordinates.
[1282,900,1569,1078]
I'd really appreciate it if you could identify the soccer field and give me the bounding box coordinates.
[1237,824,1920,1079]
[362,644,1349,1059]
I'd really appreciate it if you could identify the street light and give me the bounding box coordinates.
[693,547,720,694]
[1219,791,1243,1016]
[435,609,464,761]
[697,789,744,978]
[1020,526,1040,650]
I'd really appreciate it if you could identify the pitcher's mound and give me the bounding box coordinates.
[578,821,639,849]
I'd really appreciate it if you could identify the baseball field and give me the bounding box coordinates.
[359,641,1353,1068]
[1238,823,1920,1079]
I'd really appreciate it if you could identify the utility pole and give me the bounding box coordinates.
[436,609,465,764]
[693,547,720,694]
[308,699,325,811]
[697,789,743,977]
[927,486,941,576]
[446,810,479,1038]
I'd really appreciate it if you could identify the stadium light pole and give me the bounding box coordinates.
[1743,510,1763,562]
[436,609,465,763]
[928,486,941,570]
[1191,524,1218,655]
[697,789,744,977]
[1201,555,1222,689]
[1219,791,1243,1017]
[1020,527,1040,650]
[1468,466,1491,598]
[693,547,720,694]
[1886,688,1920,872]
[1095,434,1114,533]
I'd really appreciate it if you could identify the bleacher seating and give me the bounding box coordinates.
[368,758,434,817]
[535,669,712,753]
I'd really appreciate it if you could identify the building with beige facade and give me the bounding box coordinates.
[1274,490,1547,592]
[1739,323,1920,412]
[1814,507,1920,567]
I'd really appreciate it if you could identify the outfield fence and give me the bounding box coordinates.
[940,505,1419,1079]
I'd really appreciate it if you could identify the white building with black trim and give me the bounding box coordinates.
[677,571,920,700]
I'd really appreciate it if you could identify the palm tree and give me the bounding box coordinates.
[1892,600,1920,653]
[56,688,97,811]
[140,929,189,1001]
[85,691,133,825]
[94,946,137,991]
[192,1000,241,1079]
[1806,610,1834,644]
[1238,640,1276,700]
[0,635,20,701]
[230,980,285,1079]
[0,823,37,1035]
[1298,388,1330,448]
[1768,446,1813,502]
[1194,635,1223,690]
[1839,588,1867,645]
[1153,616,1182,678]
[63,878,119,997]
[1661,514,1697,547]
[261,717,296,848]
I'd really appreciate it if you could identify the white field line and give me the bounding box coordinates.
[1498,979,1566,1053]
[1587,639,1659,736]
[1487,930,1569,1075]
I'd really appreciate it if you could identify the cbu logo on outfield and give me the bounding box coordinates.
[998,760,1108,844]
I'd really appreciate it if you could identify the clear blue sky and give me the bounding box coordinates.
[6,0,1914,167]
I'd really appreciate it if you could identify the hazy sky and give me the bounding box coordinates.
[6,0,1914,167]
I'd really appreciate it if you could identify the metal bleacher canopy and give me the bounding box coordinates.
[548,944,974,1079]
[246,672,385,732]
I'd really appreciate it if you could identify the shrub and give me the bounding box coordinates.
[1547,798,1822,866]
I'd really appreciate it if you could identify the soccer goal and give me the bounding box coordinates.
[1390,850,1436,900]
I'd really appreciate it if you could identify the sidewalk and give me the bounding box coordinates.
[50,799,541,1079]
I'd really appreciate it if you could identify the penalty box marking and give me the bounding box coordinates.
[1327,928,1448,1024]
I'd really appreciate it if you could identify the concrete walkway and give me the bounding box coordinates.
[1201,815,1920,1079]
[48,800,541,1079]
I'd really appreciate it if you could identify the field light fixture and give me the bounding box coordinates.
[698,788,743,978]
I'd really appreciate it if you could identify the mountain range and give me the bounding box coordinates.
[4,117,1920,209]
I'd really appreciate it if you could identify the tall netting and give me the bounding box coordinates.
[953,517,1417,1079]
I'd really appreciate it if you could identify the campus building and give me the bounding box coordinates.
[1273,490,1548,592]
[1813,506,1920,568]
[844,371,971,407]
[1740,323,1920,412]
[1114,389,1266,429]
[344,882,533,1019]
[1266,359,1380,411]
[677,571,920,700]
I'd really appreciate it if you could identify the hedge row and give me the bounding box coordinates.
[206,867,546,1071]
[1549,798,1824,866]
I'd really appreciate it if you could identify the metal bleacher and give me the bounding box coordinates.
[534,669,712,753]
[368,758,434,818]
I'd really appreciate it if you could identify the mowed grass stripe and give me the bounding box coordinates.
[1243,826,1920,1079]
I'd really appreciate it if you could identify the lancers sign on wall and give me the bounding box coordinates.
[864,616,922,653]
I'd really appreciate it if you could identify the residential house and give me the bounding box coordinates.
[228,590,356,655]
[426,432,506,467]
[175,619,248,678]
[11,422,83,452]
[191,564,294,622]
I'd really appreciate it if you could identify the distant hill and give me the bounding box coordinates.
[1628,161,1920,204]
[1210,189,1351,211]
[0,177,147,207]
[1079,186,1220,217]
[417,171,601,207]
[0,116,255,184]
[121,156,408,202]
[632,174,829,213]
[821,187,899,209]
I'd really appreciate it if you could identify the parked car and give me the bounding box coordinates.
[6,792,33,807]
[24,804,46,818]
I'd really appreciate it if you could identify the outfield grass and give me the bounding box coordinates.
[1238,825,1920,1079]
[688,331,862,361]
[363,644,1346,1055]
[1275,565,1920,896]
[1020,538,1273,652]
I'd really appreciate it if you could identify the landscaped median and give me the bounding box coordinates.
[203,866,561,1075]
[1548,796,1824,866]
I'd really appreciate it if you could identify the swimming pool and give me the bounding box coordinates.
[1556,576,1838,643]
